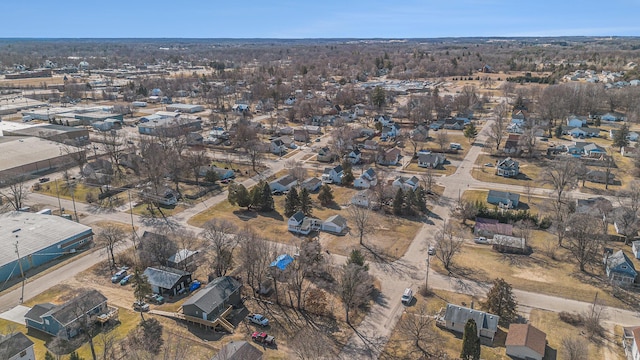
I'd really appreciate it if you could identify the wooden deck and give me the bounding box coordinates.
[149,305,235,333]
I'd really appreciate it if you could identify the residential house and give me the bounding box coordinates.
[440,304,500,343]
[507,122,524,134]
[392,176,420,191]
[375,115,393,127]
[623,326,640,360]
[576,197,612,219]
[182,276,242,322]
[198,166,235,180]
[566,126,600,138]
[417,153,445,168]
[269,174,298,193]
[359,128,376,138]
[585,170,615,184]
[0,332,35,360]
[322,215,348,234]
[322,165,343,184]
[351,190,374,208]
[503,134,521,154]
[429,120,444,131]
[443,119,466,130]
[25,290,109,339]
[487,190,520,208]
[274,135,295,148]
[567,142,606,157]
[604,250,637,286]
[381,123,401,139]
[622,146,640,158]
[363,139,378,150]
[287,211,320,235]
[270,139,287,155]
[377,147,401,166]
[567,115,587,127]
[317,147,336,163]
[496,157,520,177]
[633,241,640,260]
[474,217,513,239]
[610,129,639,142]
[455,111,474,124]
[303,125,322,134]
[231,104,249,113]
[601,112,625,122]
[284,96,296,105]
[505,323,547,360]
[211,340,262,360]
[168,249,200,271]
[293,129,309,142]
[353,104,366,116]
[143,266,192,296]
[492,235,529,254]
[354,168,377,189]
[209,127,229,140]
[346,149,362,164]
[301,177,322,192]
[277,126,294,135]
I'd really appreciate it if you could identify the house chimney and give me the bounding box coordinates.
[470,300,474,309]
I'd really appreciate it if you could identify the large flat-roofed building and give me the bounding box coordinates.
[73,111,123,125]
[138,117,202,137]
[0,137,83,179]
[0,212,93,283]
[3,124,89,144]
[165,104,204,113]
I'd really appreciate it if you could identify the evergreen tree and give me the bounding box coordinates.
[250,184,264,210]
[228,183,251,209]
[341,161,355,186]
[318,184,334,206]
[393,188,404,215]
[464,123,478,143]
[613,123,630,150]
[460,319,481,360]
[131,267,152,320]
[346,249,369,271]
[261,181,274,211]
[414,186,428,213]
[69,351,84,360]
[284,187,300,217]
[594,116,601,127]
[299,188,313,216]
[555,125,563,138]
[404,189,417,216]
[482,278,518,324]
[204,169,219,183]
[372,86,386,108]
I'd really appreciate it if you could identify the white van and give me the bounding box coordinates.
[401,288,413,305]
[450,143,462,150]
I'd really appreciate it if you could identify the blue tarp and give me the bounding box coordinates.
[270,254,294,270]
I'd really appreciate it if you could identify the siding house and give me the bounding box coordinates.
[351,190,374,208]
[25,290,109,339]
[354,168,377,189]
[443,119,465,130]
[269,175,298,193]
[496,158,519,177]
[381,123,401,139]
[375,115,393,127]
[503,135,521,154]
[198,166,235,180]
[487,190,520,208]
[168,249,200,271]
[392,176,420,191]
[182,276,242,321]
[270,139,287,155]
[143,266,192,296]
[287,211,320,235]
[604,250,637,286]
[346,149,362,164]
[211,340,262,360]
[610,129,640,142]
[417,153,445,168]
[633,241,640,259]
[322,165,343,184]
[505,324,547,360]
[377,147,401,166]
[301,177,322,192]
[567,115,587,127]
[321,215,348,234]
[317,147,336,163]
[440,304,500,343]
[0,332,35,360]
[585,170,615,184]
[568,142,606,157]
[474,217,513,239]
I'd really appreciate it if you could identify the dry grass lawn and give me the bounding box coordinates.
[472,153,549,188]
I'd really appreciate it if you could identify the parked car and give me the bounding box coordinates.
[133,301,149,312]
[111,269,127,283]
[484,163,494,167]
[38,177,50,183]
[146,293,164,304]
[189,280,201,292]
[252,332,276,346]
[247,314,269,327]
[474,237,488,244]
[119,274,133,286]
[401,288,413,305]
[428,246,436,256]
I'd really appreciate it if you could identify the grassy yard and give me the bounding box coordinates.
[34,180,109,204]
[461,189,548,216]
[404,162,457,176]
[472,153,550,188]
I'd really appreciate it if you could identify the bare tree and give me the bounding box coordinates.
[237,227,277,293]
[96,225,126,270]
[583,294,607,340]
[201,219,238,278]
[488,102,508,151]
[100,130,126,177]
[137,230,178,268]
[337,263,374,324]
[61,141,89,178]
[433,220,463,271]
[566,213,603,272]
[543,159,580,245]
[184,150,209,186]
[286,239,323,309]
[245,139,264,173]
[291,328,336,360]
[0,174,29,211]
[348,204,372,245]
[561,336,589,360]
[398,305,442,358]
[435,130,450,152]
[286,160,308,184]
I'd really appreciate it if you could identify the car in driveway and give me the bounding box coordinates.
[474,237,488,244]
[247,314,269,327]
[401,288,413,305]
[111,269,127,283]
[133,301,149,312]
[428,246,436,256]
[146,293,164,304]
[119,274,132,285]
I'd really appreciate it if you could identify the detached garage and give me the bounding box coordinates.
[321,215,347,234]
[505,323,547,360]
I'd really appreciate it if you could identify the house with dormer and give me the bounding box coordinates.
[417,153,445,168]
[377,147,401,166]
[354,168,377,189]
[270,139,287,155]
[381,123,401,139]
[604,249,637,286]
[346,149,362,164]
[317,147,336,163]
[375,115,393,127]
[322,165,343,184]
[392,176,420,191]
[496,158,520,177]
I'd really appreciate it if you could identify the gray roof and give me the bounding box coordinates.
[24,303,55,323]
[325,214,347,228]
[0,137,82,174]
[290,211,305,223]
[183,276,242,315]
[0,212,93,269]
[363,168,376,178]
[497,157,519,168]
[302,177,322,188]
[43,290,107,326]
[143,266,191,290]
[488,190,520,203]
[0,332,34,359]
[211,341,262,360]
[607,250,637,273]
[444,304,499,332]
[168,249,199,264]
[271,174,297,187]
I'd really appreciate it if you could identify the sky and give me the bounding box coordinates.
[3,0,640,38]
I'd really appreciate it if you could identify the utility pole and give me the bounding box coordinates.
[54,179,63,215]
[14,242,25,304]
[425,255,431,292]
